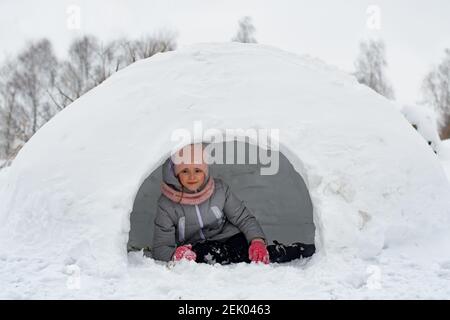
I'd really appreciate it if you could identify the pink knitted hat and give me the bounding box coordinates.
[171,143,209,176]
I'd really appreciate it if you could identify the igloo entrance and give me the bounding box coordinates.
[127,141,315,253]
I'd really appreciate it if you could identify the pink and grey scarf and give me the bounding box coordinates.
[161,177,215,205]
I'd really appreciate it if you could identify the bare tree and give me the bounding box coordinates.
[55,35,101,104]
[11,39,59,139]
[354,39,395,99]
[56,31,178,106]
[134,31,177,59]
[0,40,59,158]
[116,30,178,65]
[0,62,19,158]
[0,30,178,161]
[232,16,257,44]
[94,40,121,84]
[421,48,450,139]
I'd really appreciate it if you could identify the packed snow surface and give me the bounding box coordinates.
[401,104,441,153]
[1,43,450,299]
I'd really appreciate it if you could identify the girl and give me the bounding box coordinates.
[152,143,315,264]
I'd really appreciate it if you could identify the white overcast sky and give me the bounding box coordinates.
[0,0,449,105]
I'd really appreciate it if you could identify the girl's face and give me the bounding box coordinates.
[177,166,206,192]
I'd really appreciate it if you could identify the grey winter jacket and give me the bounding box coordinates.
[152,158,266,262]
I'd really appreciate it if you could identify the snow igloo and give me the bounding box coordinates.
[0,43,449,276]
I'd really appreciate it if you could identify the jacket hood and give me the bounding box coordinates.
[161,157,211,193]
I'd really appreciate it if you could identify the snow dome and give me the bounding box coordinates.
[0,43,449,279]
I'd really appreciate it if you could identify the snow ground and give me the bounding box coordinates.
[2,239,450,299]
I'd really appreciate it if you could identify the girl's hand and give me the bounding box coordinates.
[173,244,197,262]
[249,239,270,264]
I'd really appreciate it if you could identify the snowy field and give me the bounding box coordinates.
[1,235,450,299]
[1,43,450,299]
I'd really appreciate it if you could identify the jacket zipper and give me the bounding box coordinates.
[195,204,206,240]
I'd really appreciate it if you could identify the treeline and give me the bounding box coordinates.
[0,30,177,160]
[0,16,256,161]
[1,16,449,161]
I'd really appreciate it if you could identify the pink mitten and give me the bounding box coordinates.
[249,239,270,264]
[173,244,197,262]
